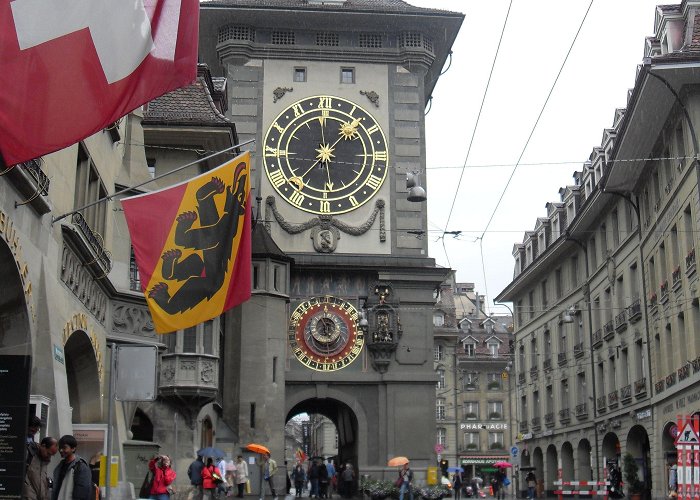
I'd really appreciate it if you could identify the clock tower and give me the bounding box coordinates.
[199,0,463,480]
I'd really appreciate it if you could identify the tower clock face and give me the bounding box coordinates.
[264,95,388,215]
[288,296,364,371]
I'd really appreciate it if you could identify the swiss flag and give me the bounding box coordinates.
[0,0,199,166]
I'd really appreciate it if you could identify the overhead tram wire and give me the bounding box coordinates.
[479,0,595,241]
[477,0,595,310]
[441,0,513,237]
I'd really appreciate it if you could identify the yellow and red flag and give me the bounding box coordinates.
[122,152,251,333]
[295,448,308,463]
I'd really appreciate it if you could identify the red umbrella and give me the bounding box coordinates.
[493,461,512,468]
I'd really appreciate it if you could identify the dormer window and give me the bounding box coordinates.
[465,343,475,357]
[488,342,499,358]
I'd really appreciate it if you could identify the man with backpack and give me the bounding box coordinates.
[24,436,58,500]
[51,435,94,500]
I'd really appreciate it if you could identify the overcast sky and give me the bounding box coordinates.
[407,0,661,313]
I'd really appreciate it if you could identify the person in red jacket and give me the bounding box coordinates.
[201,457,223,500]
[149,455,177,500]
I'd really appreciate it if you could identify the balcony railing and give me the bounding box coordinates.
[627,299,642,323]
[678,363,691,382]
[575,403,588,419]
[649,293,658,310]
[545,412,555,427]
[2,158,52,215]
[692,357,700,374]
[574,342,584,358]
[620,384,632,402]
[518,372,526,385]
[687,248,696,275]
[660,281,669,302]
[597,396,607,413]
[655,379,665,394]
[530,366,539,381]
[558,352,567,366]
[592,329,603,347]
[672,267,682,291]
[519,421,528,432]
[559,408,570,423]
[634,377,647,398]
[22,159,51,195]
[666,372,677,388]
[608,390,619,408]
[614,310,627,332]
[543,359,552,372]
[71,213,113,275]
[603,320,615,340]
[531,416,541,430]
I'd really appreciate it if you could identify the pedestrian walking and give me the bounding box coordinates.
[319,460,329,498]
[260,453,278,499]
[51,435,93,500]
[340,464,354,499]
[490,471,504,500]
[24,436,58,500]
[397,463,413,500]
[202,458,223,500]
[291,462,306,498]
[217,457,229,497]
[148,455,177,500]
[326,460,336,495]
[309,460,320,498]
[526,472,536,500]
[188,456,205,500]
[235,456,249,498]
[452,468,463,500]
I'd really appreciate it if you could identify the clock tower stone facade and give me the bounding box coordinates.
[199,0,463,480]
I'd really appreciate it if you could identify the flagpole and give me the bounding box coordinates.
[51,139,255,225]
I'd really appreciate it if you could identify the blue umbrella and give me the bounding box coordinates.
[447,467,463,473]
[197,446,226,458]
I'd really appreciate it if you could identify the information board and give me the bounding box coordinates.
[0,355,31,500]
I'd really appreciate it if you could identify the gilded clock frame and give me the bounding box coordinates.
[263,95,389,215]
[288,295,364,371]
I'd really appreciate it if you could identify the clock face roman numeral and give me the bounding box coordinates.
[265,145,286,158]
[268,169,286,188]
[292,103,304,117]
[365,174,382,190]
[366,124,379,135]
[373,150,387,162]
[289,191,305,206]
[319,200,330,213]
[272,122,284,133]
[318,97,333,109]
[348,196,358,207]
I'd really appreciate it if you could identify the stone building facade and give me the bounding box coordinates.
[496,3,700,498]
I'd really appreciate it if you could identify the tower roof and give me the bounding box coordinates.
[201,0,456,15]
[252,221,294,263]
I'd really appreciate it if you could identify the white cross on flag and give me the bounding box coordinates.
[0,0,199,166]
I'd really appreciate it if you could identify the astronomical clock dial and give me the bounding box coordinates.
[264,95,388,215]
[288,296,364,371]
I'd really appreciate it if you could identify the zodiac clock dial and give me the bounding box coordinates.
[288,296,364,371]
[264,95,388,215]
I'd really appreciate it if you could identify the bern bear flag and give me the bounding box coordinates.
[122,153,252,334]
[0,0,199,166]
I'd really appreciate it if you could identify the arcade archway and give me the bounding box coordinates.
[64,331,101,423]
[561,442,574,481]
[602,432,620,463]
[577,439,592,481]
[286,397,360,472]
[626,425,651,492]
[0,239,31,354]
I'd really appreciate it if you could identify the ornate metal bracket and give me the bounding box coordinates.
[265,196,386,251]
[273,87,293,103]
[360,90,380,108]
